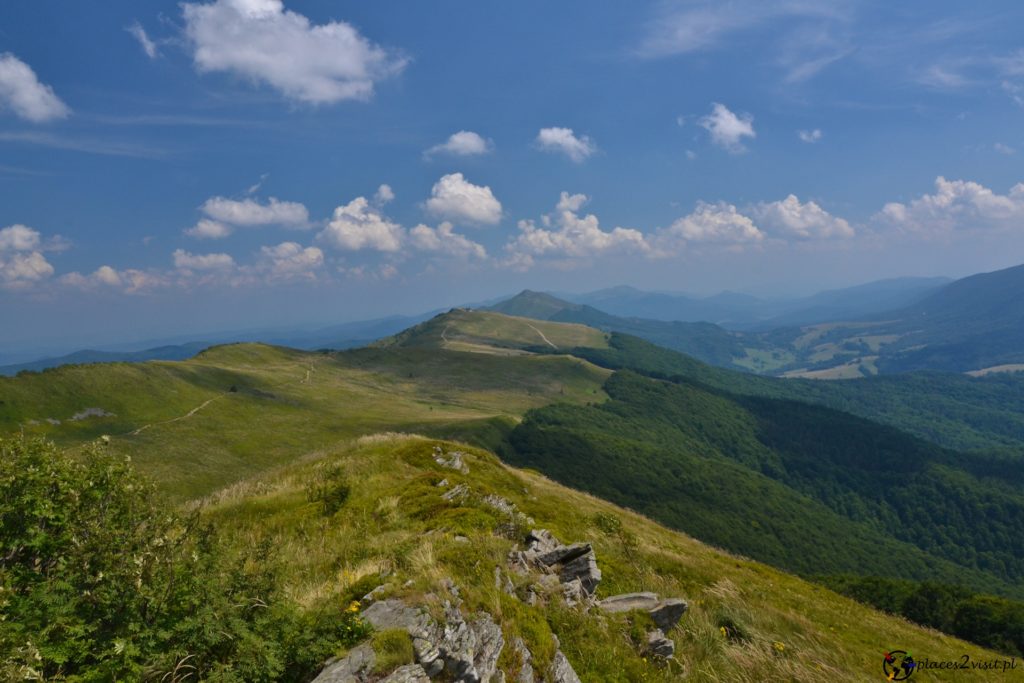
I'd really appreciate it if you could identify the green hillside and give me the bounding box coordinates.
[4,309,1024,679]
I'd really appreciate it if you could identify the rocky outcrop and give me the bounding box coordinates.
[646,629,675,658]
[598,592,689,632]
[311,643,375,682]
[380,664,431,682]
[347,597,505,683]
[548,651,582,683]
[509,529,601,602]
[433,446,469,473]
[510,637,535,683]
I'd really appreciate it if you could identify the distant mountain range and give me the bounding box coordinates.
[7,264,1024,378]
[565,276,951,328]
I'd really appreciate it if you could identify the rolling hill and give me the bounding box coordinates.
[4,308,1024,679]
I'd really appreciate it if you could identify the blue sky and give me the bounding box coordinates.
[2,0,1024,350]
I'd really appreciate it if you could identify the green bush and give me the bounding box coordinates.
[371,629,414,673]
[305,462,352,515]
[0,437,360,681]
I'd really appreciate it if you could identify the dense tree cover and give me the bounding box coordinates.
[501,371,1024,598]
[570,332,1024,453]
[0,437,366,681]
[819,575,1024,657]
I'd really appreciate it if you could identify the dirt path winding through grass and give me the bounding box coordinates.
[526,323,558,350]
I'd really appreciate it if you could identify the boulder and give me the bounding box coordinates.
[311,643,374,682]
[548,651,582,683]
[362,599,432,640]
[511,637,535,683]
[646,629,675,658]
[442,483,471,503]
[558,550,601,595]
[649,598,688,632]
[597,592,660,613]
[379,664,431,683]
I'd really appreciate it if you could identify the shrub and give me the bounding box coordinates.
[0,437,358,681]
[305,462,352,515]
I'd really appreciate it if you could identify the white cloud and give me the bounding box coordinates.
[258,241,324,280]
[181,0,406,104]
[536,127,597,163]
[172,248,236,271]
[504,192,649,268]
[0,251,54,289]
[798,128,823,143]
[657,201,763,246]
[752,195,853,239]
[0,224,56,289]
[409,222,486,260]
[0,53,70,123]
[699,103,755,153]
[60,265,125,289]
[200,196,308,227]
[318,196,404,251]
[919,64,971,89]
[0,224,41,252]
[876,176,1024,235]
[425,172,502,225]
[374,183,395,205]
[127,22,159,59]
[185,218,233,239]
[425,130,492,158]
[994,142,1016,155]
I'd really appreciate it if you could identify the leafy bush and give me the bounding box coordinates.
[305,462,351,515]
[0,437,360,681]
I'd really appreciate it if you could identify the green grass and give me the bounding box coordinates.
[199,433,1004,682]
[0,340,608,500]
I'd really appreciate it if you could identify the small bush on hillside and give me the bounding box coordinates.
[305,462,351,515]
[0,437,360,681]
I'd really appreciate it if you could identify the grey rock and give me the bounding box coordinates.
[413,636,442,674]
[524,529,560,556]
[454,535,470,543]
[649,598,688,632]
[597,592,660,613]
[511,637,535,683]
[535,542,591,568]
[548,650,582,683]
[558,550,601,595]
[311,643,374,682]
[442,483,471,502]
[561,578,586,607]
[361,584,387,603]
[494,566,516,596]
[437,478,449,488]
[379,664,431,683]
[646,629,675,658]
[362,600,432,640]
[471,612,505,682]
[434,447,469,473]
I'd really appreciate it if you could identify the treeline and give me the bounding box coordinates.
[501,370,1024,597]
[820,575,1024,657]
[569,332,1024,453]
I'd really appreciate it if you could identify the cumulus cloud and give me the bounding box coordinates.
[536,127,597,163]
[0,224,41,252]
[409,222,486,260]
[0,251,54,289]
[798,128,823,143]
[127,22,159,59]
[0,224,57,289]
[0,53,70,122]
[59,265,125,289]
[876,176,1024,235]
[657,201,763,247]
[318,196,404,251]
[201,196,309,227]
[700,103,755,153]
[752,195,853,239]
[185,218,233,240]
[504,192,648,269]
[186,195,309,238]
[424,130,492,158]
[172,248,236,271]
[374,183,395,205]
[181,0,406,104]
[258,241,324,280]
[425,173,502,225]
